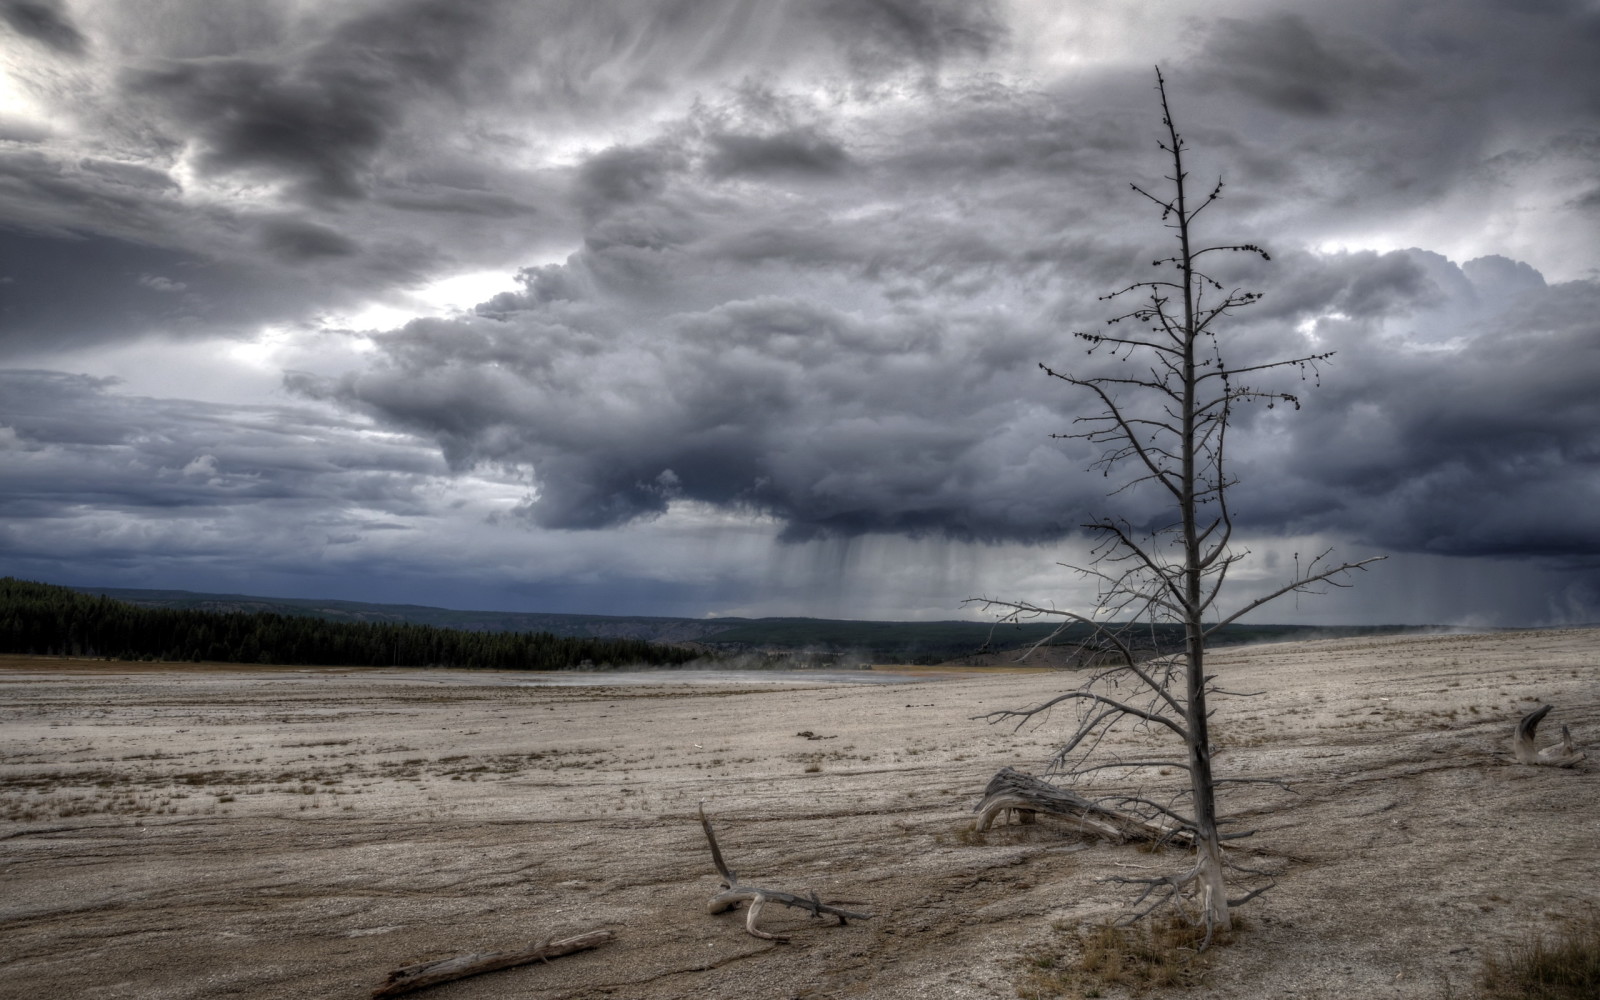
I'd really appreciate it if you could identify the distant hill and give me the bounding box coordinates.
[74,585,1435,665]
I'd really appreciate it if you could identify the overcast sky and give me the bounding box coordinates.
[2,0,1598,626]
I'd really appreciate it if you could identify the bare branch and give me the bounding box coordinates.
[1203,555,1387,635]
[975,689,1190,742]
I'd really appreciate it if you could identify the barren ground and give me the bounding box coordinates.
[2,628,1597,1000]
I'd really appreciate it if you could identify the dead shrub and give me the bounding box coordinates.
[1479,913,1600,1000]
[1019,912,1238,998]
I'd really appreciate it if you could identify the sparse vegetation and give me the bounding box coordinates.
[954,822,987,846]
[1479,913,1600,1000]
[1019,913,1239,998]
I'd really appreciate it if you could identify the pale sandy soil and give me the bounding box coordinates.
[1,629,1597,1000]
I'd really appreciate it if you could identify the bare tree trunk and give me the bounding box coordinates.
[974,767,1194,844]
[372,929,613,998]
[1186,648,1229,931]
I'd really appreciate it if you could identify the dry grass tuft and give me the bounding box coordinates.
[1479,913,1600,1000]
[1018,912,1238,998]
[954,822,988,846]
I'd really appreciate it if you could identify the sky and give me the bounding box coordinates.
[1,0,1598,626]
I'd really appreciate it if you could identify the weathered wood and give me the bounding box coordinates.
[699,803,873,942]
[973,767,1193,845]
[1513,706,1584,768]
[372,929,613,998]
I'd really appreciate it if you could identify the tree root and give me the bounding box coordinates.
[698,802,873,942]
[1513,706,1584,767]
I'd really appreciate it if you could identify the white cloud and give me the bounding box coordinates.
[138,273,187,292]
[180,454,218,479]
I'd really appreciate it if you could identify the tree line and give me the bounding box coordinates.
[0,578,702,670]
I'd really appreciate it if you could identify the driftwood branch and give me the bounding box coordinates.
[372,929,614,998]
[1513,706,1584,768]
[973,768,1194,846]
[699,802,872,942]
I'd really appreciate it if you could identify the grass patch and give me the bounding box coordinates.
[1479,913,1600,999]
[1019,912,1238,998]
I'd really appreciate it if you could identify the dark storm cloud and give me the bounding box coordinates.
[0,366,783,615]
[705,129,850,178]
[1246,248,1441,324]
[0,148,180,238]
[811,0,1004,77]
[0,227,405,354]
[290,286,1089,541]
[0,230,209,347]
[130,58,394,203]
[0,370,447,517]
[1198,13,1416,116]
[257,219,360,262]
[4,0,990,357]
[125,0,494,203]
[282,92,1171,542]
[294,148,1600,562]
[0,125,459,355]
[575,144,682,223]
[115,0,988,212]
[1,0,86,56]
[0,370,506,601]
[380,187,538,218]
[1177,3,1600,267]
[1219,250,1600,560]
[281,76,1182,540]
[76,158,180,193]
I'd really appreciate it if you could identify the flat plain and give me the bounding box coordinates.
[2,628,1597,999]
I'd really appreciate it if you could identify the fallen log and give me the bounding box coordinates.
[372,929,614,998]
[973,767,1193,845]
[1513,706,1584,768]
[699,803,873,942]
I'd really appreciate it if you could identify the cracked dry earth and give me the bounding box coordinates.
[2,628,1598,1000]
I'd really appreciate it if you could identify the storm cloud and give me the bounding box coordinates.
[1,0,1598,623]
[1,0,86,56]
[295,227,1600,564]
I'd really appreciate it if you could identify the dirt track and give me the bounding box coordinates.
[2,629,1597,999]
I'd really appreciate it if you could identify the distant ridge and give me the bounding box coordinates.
[75,585,1436,665]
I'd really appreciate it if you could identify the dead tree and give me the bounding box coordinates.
[974,766,1193,845]
[1513,705,1584,767]
[969,68,1381,941]
[699,803,872,942]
